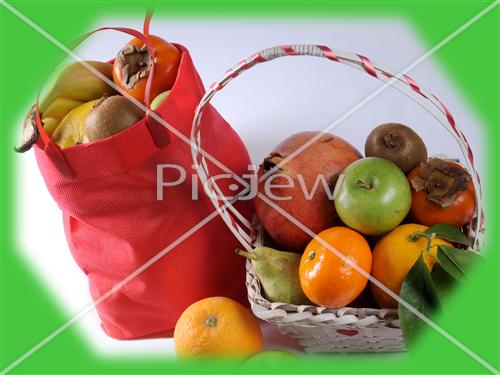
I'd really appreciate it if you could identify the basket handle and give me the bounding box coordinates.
[190,44,484,250]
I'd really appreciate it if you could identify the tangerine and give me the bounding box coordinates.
[299,227,372,308]
[371,223,451,308]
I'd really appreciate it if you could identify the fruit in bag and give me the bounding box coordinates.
[86,95,144,141]
[40,61,117,112]
[113,35,180,103]
[150,90,171,110]
[15,61,117,152]
[42,97,84,135]
[51,99,99,148]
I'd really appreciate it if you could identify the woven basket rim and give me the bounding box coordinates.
[245,261,402,328]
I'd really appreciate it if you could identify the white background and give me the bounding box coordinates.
[16,17,485,357]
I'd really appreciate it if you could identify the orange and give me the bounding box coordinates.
[299,227,372,308]
[371,223,451,308]
[173,296,264,358]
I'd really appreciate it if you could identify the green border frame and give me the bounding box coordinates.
[1,1,498,374]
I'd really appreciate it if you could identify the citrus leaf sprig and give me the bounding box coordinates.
[398,254,440,344]
[398,224,480,346]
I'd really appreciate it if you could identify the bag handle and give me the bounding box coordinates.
[190,44,484,250]
[35,13,167,178]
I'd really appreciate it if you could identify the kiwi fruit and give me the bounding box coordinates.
[365,123,428,173]
[86,95,144,142]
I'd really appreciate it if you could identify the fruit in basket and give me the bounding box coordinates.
[408,158,476,227]
[255,132,362,252]
[113,35,181,104]
[371,223,450,308]
[299,227,372,308]
[40,61,117,113]
[235,247,310,305]
[86,95,144,141]
[365,123,427,173]
[174,296,263,358]
[334,157,411,235]
[51,99,100,148]
[150,90,171,110]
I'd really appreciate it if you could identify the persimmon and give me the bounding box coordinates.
[113,35,180,104]
[408,158,476,228]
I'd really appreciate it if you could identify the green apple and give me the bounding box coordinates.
[242,350,300,369]
[334,157,411,235]
[150,90,171,110]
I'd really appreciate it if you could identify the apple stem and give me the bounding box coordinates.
[356,179,372,190]
[235,248,258,261]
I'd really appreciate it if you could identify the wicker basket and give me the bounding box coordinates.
[190,44,484,353]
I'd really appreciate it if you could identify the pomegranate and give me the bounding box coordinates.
[255,131,362,252]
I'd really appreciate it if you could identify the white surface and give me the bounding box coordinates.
[16,17,485,356]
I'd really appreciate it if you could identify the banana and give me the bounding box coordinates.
[43,97,84,121]
[14,108,38,153]
[41,117,60,137]
[40,61,117,111]
[40,97,84,137]
[51,100,99,149]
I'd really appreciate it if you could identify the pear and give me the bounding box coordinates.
[235,247,310,305]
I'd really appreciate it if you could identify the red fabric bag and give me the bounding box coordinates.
[32,28,252,339]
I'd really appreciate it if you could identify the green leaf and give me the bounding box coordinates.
[431,263,456,301]
[398,254,441,345]
[436,245,480,281]
[424,224,471,246]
